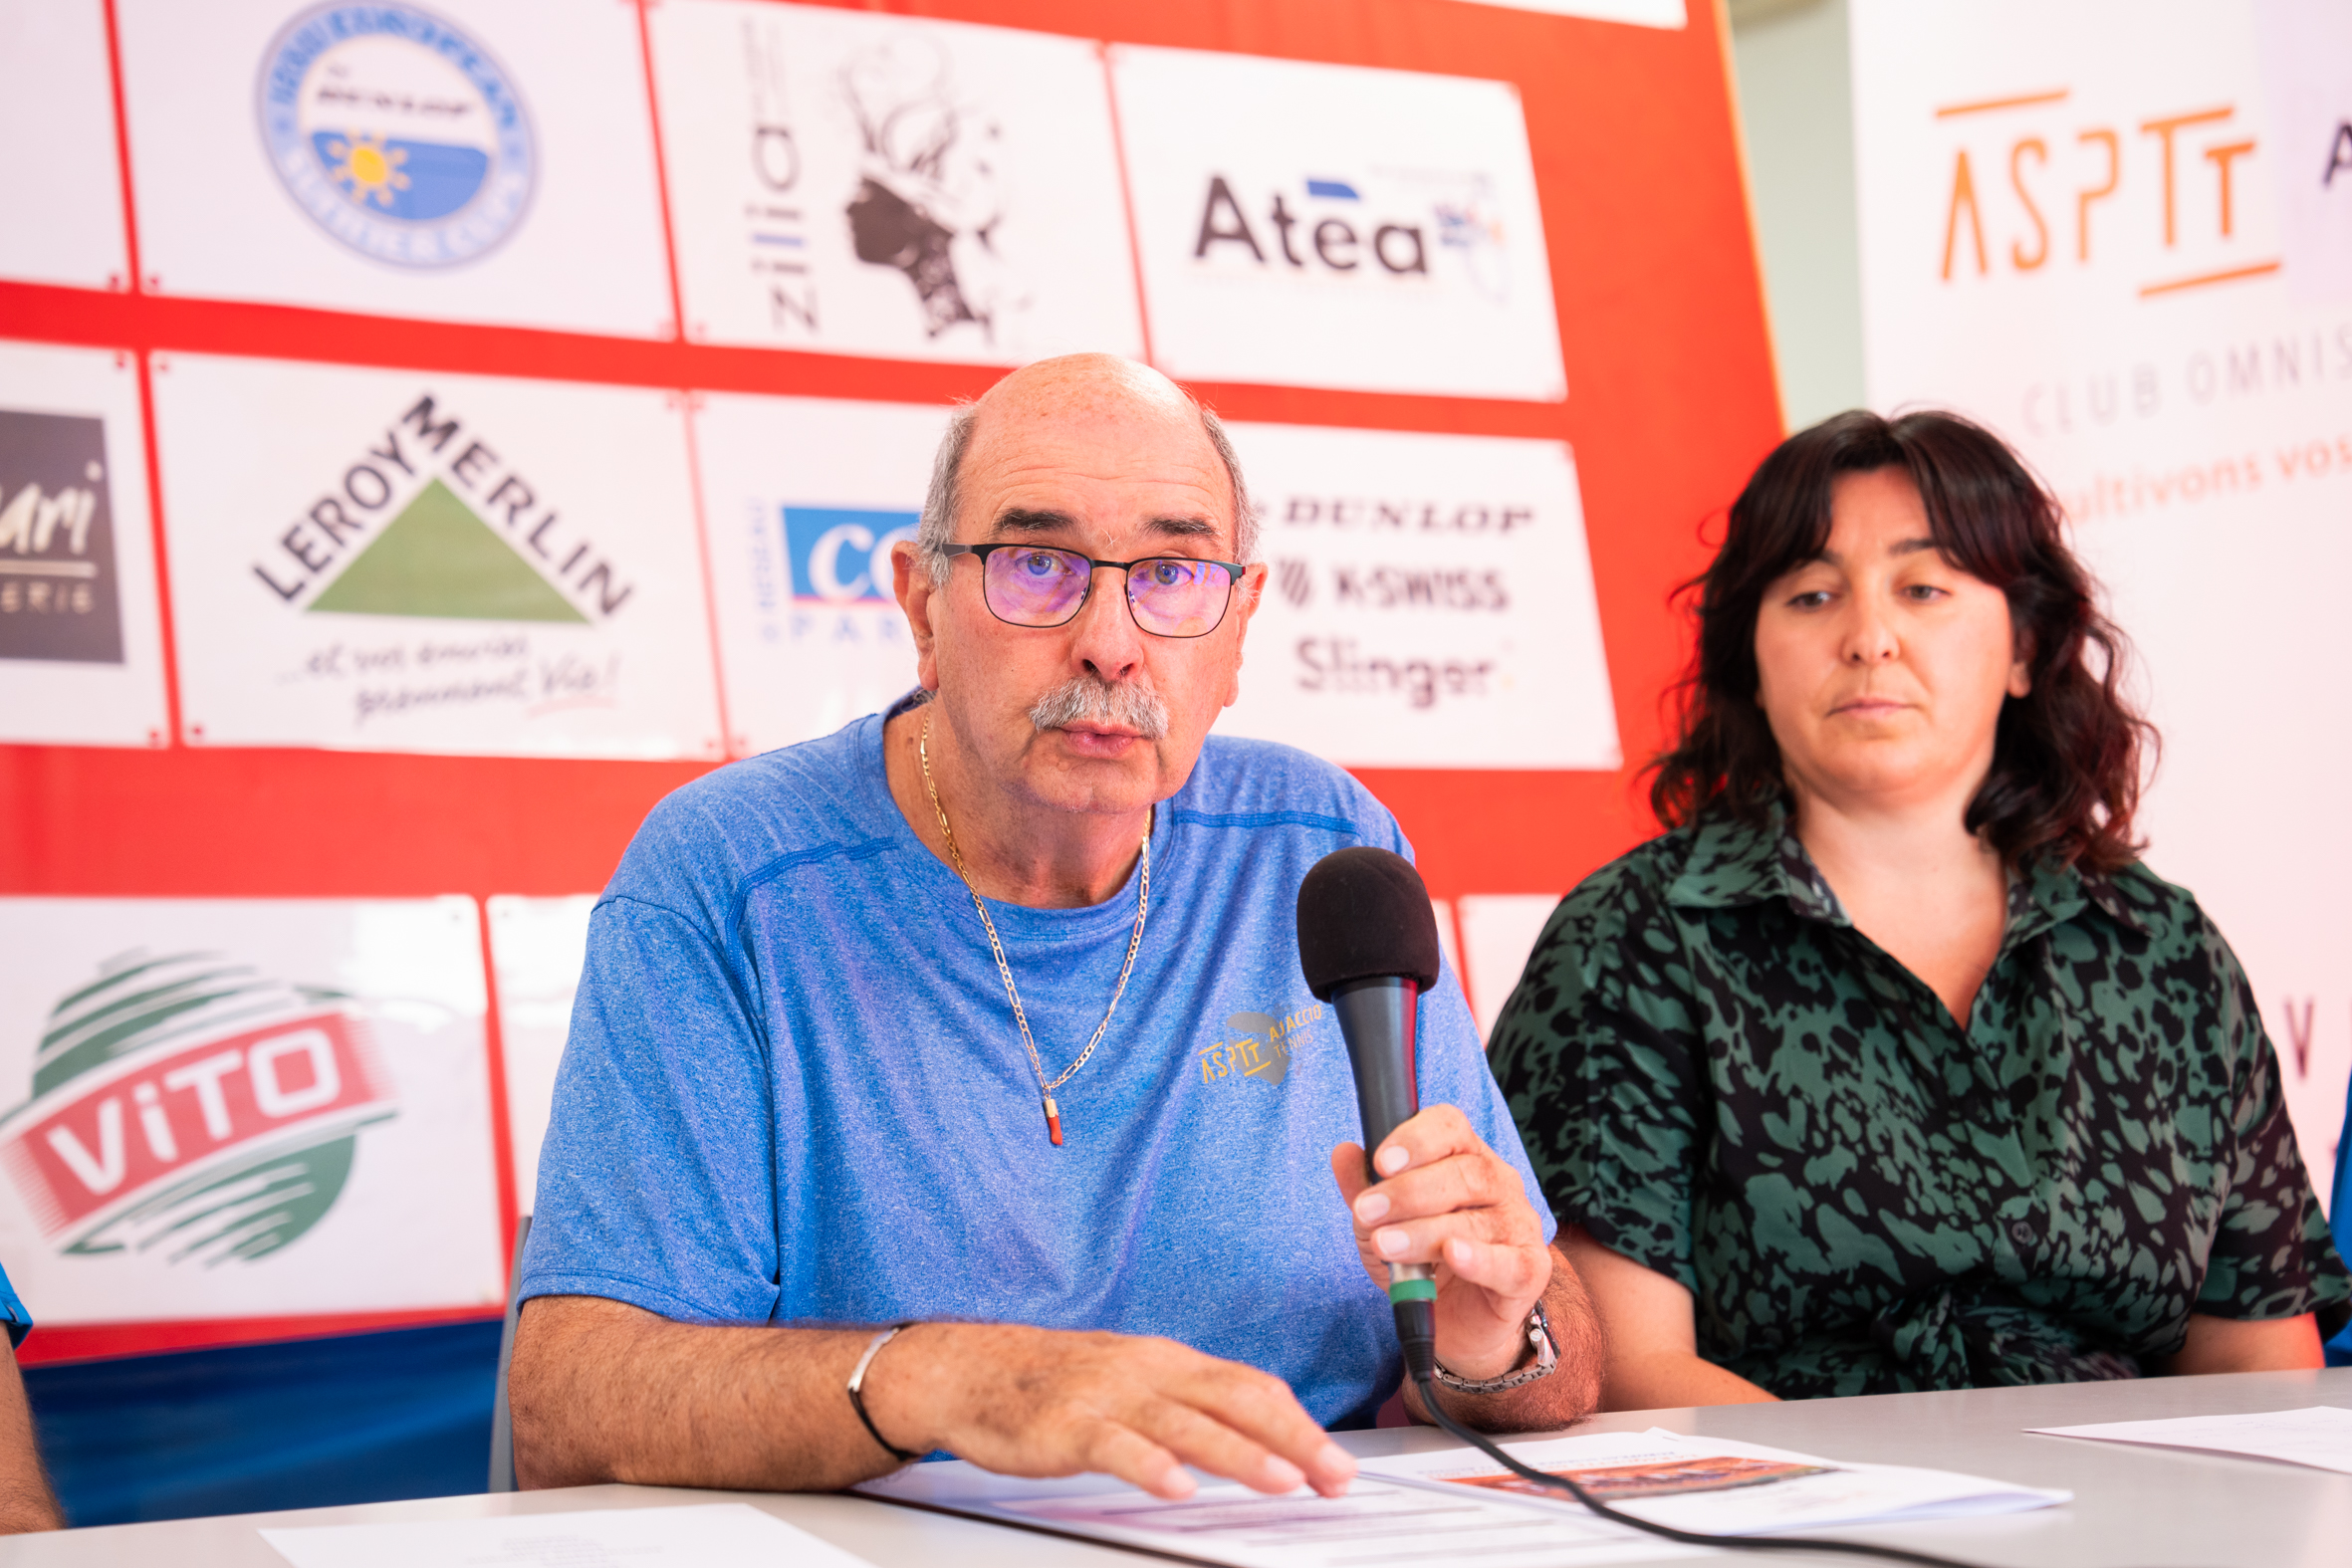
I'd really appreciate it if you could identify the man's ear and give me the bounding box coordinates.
[1223,562,1268,709]
[893,541,942,693]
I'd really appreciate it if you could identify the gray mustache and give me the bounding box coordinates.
[1028,675,1170,740]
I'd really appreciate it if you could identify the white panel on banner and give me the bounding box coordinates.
[2255,0,2352,305]
[0,897,503,1323]
[696,392,950,755]
[0,2,129,290]
[485,893,592,1209]
[0,341,169,747]
[1216,424,1617,770]
[1852,0,2352,1186]
[651,0,1143,364]
[1457,892,1561,1045]
[153,354,723,760]
[1111,49,1565,400]
[115,0,672,336]
[1458,0,1684,23]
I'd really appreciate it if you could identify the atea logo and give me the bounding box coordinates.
[0,951,395,1264]
[784,508,915,602]
[250,394,632,623]
[1192,173,1511,299]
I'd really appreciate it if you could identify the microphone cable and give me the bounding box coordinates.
[1391,1297,2169,1568]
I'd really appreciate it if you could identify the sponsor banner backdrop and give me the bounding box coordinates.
[0,2,129,291]
[154,354,723,760]
[1477,0,1685,22]
[114,0,673,336]
[485,894,592,1209]
[1112,47,1566,400]
[652,0,1144,365]
[695,392,950,756]
[0,339,170,748]
[1220,424,1617,770]
[1852,0,2352,1177]
[0,897,503,1324]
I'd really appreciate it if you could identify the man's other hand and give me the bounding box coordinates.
[860,1323,1356,1501]
[1330,1104,1553,1383]
[512,1297,1357,1499]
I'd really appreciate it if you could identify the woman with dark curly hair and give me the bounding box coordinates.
[1489,409,2350,1405]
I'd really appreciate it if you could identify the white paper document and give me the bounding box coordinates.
[261,1502,874,1568]
[859,1428,2068,1566]
[1360,1429,2071,1535]
[2026,1405,2352,1474]
[862,1463,1701,1566]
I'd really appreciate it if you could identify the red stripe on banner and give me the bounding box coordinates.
[132,348,182,748]
[16,1306,504,1368]
[97,0,140,295]
[633,0,690,343]
[474,899,523,1288]
[1097,42,1157,370]
[678,398,739,757]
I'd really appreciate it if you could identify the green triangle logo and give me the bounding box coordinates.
[307,478,588,623]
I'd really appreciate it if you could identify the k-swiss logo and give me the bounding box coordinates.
[0,409,122,665]
[0,951,396,1263]
[250,393,633,623]
[1198,1005,1323,1090]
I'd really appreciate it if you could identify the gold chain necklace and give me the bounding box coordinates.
[918,711,1150,1147]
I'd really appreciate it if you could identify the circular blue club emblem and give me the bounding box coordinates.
[256,3,536,269]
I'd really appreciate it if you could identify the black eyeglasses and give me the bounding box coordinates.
[943,543,1246,638]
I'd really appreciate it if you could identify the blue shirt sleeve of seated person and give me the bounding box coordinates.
[520,716,1552,1431]
[0,1262,31,1350]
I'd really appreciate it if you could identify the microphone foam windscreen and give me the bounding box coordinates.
[1294,846,1443,1001]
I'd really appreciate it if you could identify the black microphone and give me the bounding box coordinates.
[1295,845,1445,1382]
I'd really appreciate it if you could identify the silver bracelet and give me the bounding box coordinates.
[846,1321,921,1462]
[1432,1300,1558,1395]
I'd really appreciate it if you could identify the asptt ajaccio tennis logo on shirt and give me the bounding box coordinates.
[1198,1005,1324,1089]
[0,952,395,1263]
[248,391,634,625]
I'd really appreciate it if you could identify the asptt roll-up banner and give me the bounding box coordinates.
[1851,0,2352,1179]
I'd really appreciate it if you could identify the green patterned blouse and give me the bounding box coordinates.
[1489,807,2351,1398]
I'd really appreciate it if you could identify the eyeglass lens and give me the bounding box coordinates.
[981,548,1233,636]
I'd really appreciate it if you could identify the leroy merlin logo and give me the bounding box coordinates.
[249,393,632,623]
[0,951,395,1264]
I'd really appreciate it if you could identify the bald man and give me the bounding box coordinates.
[510,356,1599,1499]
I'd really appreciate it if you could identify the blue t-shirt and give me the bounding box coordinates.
[522,706,1552,1430]
[0,1262,27,1350]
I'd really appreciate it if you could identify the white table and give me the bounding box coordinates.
[3,1368,2344,1566]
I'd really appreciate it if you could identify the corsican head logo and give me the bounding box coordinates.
[0,950,396,1265]
[257,3,536,269]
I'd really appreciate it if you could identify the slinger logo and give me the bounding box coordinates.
[0,951,396,1264]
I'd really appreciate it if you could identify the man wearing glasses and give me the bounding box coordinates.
[510,354,1597,1498]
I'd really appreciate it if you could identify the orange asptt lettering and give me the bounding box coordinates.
[2009,137,2049,270]
[1942,149,1989,280]
[2204,140,2255,237]
[2077,128,2119,262]
[2139,107,2233,246]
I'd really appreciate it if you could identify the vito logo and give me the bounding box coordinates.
[257,3,536,269]
[0,952,395,1263]
[249,392,632,623]
[784,508,916,603]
